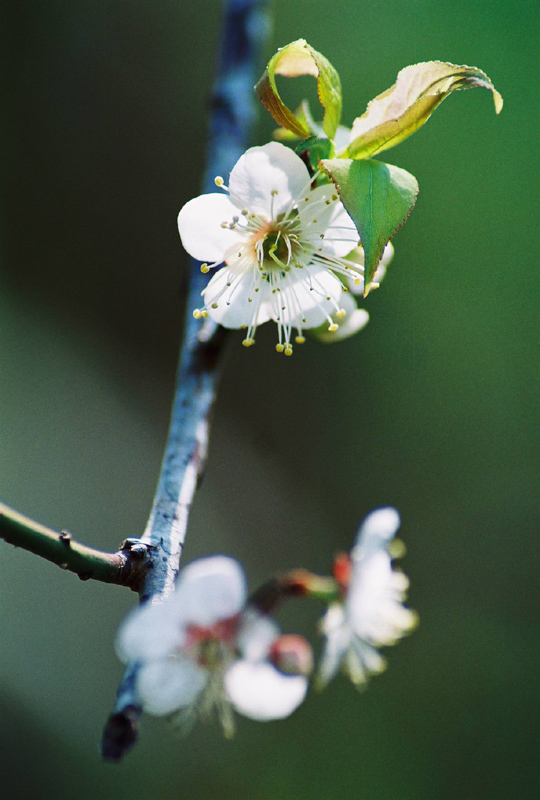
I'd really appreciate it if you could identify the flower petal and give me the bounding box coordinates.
[177,193,244,262]
[116,600,185,663]
[348,555,417,646]
[354,507,401,552]
[137,657,207,716]
[321,201,359,258]
[317,603,351,687]
[225,661,308,721]
[237,610,280,661]
[203,266,273,329]
[276,264,343,329]
[172,556,247,626]
[229,143,311,217]
[298,185,359,258]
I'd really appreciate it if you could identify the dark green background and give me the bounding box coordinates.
[1,1,538,798]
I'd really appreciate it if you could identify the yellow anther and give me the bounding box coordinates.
[212,303,218,309]
[328,323,339,332]
[214,176,224,187]
[332,194,338,201]
[275,343,285,353]
[295,335,306,344]
[241,209,248,215]
[354,278,361,285]
[284,346,293,356]
[271,189,279,196]
[336,308,346,319]
[221,222,228,228]
[201,310,208,318]
[193,309,202,319]
[388,538,407,559]
[242,338,255,347]
[312,219,317,223]
[200,263,210,273]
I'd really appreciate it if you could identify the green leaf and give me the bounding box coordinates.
[347,61,503,160]
[321,158,419,296]
[255,39,342,140]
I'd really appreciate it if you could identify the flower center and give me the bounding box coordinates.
[261,230,293,270]
[184,617,239,668]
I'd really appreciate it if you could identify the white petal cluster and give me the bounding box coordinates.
[116,556,307,734]
[318,508,417,687]
[178,142,386,354]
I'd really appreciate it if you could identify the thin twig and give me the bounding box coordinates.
[0,501,149,591]
[101,0,270,761]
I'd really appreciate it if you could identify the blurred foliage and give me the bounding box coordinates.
[0,0,539,798]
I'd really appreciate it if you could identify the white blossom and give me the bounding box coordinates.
[344,241,394,295]
[116,556,307,735]
[318,507,417,687]
[178,142,373,354]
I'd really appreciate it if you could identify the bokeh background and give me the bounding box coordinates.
[1,0,538,798]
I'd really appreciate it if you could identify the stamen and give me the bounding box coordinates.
[214,176,230,193]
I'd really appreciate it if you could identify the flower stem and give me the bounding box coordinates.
[101,0,271,761]
[0,501,149,590]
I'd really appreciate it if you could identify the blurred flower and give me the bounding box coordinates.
[178,142,367,354]
[117,556,308,736]
[318,507,417,688]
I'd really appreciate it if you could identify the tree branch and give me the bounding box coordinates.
[0,501,149,591]
[101,0,271,761]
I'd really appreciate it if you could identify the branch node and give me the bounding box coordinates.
[59,530,72,547]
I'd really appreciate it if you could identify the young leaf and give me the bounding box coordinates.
[347,61,503,160]
[295,136,335,172]
[322,158,419,296]
[255,39,342,140]
[273,100,319,142]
